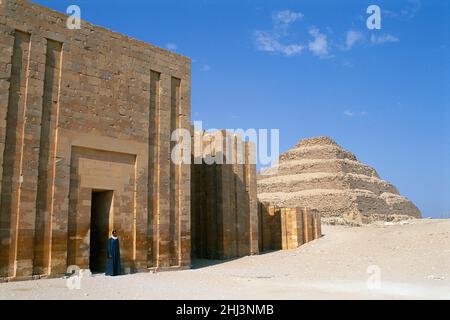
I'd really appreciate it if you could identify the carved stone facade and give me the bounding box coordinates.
[0,0,191,280]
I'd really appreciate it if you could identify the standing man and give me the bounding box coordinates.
[105,229,121,276]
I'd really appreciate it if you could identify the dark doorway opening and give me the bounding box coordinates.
[89,190,113,273]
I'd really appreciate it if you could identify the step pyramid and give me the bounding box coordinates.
[257,136,421,225]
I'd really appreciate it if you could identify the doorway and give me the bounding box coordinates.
[89,190,113,273]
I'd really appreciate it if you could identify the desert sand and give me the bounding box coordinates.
[1,219,449,300]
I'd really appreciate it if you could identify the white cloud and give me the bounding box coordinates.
[344,110,368,117]
[344,110,356,117]
[273,10,303,26]
[166,43,177,50]
[342,60,354,68]
[344,30,364,50]
[254,11,338,59]
[308,27,329,58]
[370,34,399,45]
[282,44,304,56]
[384,0,421,20]
[254,31,304,56]
[254,30,280,53]
[254,11,305,57]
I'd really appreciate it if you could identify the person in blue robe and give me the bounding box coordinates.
[105,229,121,276]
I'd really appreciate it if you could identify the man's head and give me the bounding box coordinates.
[112,229,117,237]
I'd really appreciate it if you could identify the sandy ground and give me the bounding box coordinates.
[1,219,449,300]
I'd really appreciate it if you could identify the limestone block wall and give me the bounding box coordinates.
[191,130,259,259]
[258,204,321,252]
[0,0,191,281]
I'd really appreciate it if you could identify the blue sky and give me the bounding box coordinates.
[34,0,449,218]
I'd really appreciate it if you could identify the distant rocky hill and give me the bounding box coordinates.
[257,136,421,225]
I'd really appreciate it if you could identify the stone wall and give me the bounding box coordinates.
[0,0,191,281]
[258,204,321,251]
[191,130,259,259]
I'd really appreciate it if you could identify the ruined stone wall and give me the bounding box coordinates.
[258,204,321,252]
[191,130,259,259]
[0,0,191,281]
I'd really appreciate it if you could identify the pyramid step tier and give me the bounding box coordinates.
[259,158,379,180]
[279,145,357,162]
[257,172,398,195]
[295,136,339,148]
